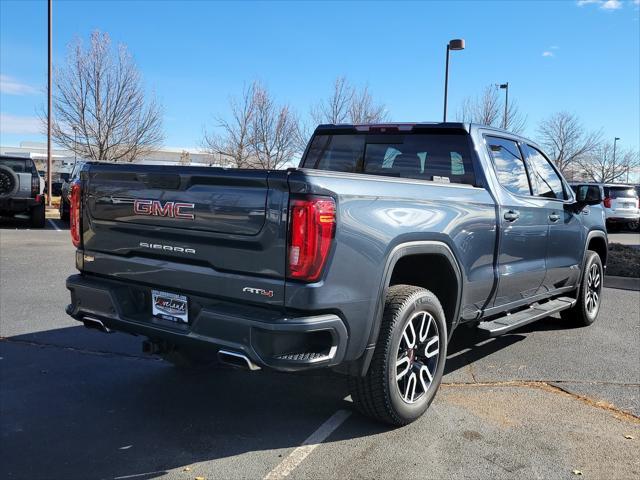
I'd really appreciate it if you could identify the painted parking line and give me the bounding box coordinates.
[47,219,62,231]
[263,409,351,480]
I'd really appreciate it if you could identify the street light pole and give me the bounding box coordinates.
[498,83,509,129]
[47,0,52,206]
[443,38,465,122]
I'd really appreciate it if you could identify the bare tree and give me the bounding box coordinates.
[49,31,163,162]
[202,82,256,168]
[536,111,601,174]
[578,142,640,183]
[249,83,299,169]
[457,85,527,133]
[203,81,300,169]
[349,85,388,124]
[179,150,191,166]
[311,76,387,125]
[310,76,353,125]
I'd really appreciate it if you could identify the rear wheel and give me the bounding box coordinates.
[627,220,639,231]
[561,250,603,327]
[349,285,447,426]
[30,203,45,228]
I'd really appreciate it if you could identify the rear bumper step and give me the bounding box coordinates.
[65,274,348,372]
[477,296,577,337]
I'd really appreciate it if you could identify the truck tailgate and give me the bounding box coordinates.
[81,164,289,306]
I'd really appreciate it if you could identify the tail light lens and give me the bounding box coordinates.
[287,196,336,282]
[603,197,612,208]
[70,181,82,247]
[31,175,39,197]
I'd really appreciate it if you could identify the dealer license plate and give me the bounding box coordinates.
[152,290,189,324]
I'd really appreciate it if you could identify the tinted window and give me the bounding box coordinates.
[302,132,476,185]
[523,145,566,200]
[608,187,637,199]
[486,136,531,196]
[0,158,30,173]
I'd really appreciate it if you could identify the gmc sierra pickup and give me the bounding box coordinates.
[66,123,607,425]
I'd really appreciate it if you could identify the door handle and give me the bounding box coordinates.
[504,210,520,222]
[549,213,561,222]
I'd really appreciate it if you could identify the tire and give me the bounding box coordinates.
[561,250,603,327]
[30,202,46,228]
[349,285,447,426]
[627,220,639,232]
[60,201,70,223]
[0,165,19,198]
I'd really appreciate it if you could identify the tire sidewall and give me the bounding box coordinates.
[387,292,448,422]
[0,165,19,199]
[579,252,603,325]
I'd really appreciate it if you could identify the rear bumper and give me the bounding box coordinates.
[605,210,639,222]
[66,274,348,372]
[0,196,40,213]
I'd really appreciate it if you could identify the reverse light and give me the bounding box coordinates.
[287,196,336,282]
[603,197,612,209]
[70,181,82,247]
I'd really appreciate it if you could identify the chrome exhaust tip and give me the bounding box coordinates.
[82,317,112,333]
[218,350,261,371]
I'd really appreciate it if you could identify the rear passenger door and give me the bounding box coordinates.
[522,144,583,292]
[485,136,549,309]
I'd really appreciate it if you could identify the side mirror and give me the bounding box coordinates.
[575,185,602,206]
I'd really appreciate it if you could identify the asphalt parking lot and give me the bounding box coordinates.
[1,224,639,480]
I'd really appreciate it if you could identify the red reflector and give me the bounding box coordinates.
[603,197,612,208]
[287,197,336,282]
[70,181,82,247]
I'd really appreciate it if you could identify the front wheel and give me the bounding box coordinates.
[349,285,447,426]
[561,250,603,327]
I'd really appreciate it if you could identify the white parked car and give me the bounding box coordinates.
[571,183,639,231]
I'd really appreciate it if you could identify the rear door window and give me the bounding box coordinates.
[302,132,476,185]
[523,145,567,200]
[485,136,532,196]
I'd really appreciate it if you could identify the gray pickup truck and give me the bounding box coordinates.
[66,123,607,425]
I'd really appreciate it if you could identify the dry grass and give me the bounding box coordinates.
[606,243,640,278]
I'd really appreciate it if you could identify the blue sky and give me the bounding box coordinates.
[1,0,639,152]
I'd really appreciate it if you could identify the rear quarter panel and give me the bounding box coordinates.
[286,169,497,360]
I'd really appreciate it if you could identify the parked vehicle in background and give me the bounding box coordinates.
[59,161,86,222]
[65,123,607,425]
[0,155,46,228]
[570,183,639,231]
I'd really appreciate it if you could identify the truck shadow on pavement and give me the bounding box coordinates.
[1,316,572,479]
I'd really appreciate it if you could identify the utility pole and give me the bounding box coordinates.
[47,0,52,206]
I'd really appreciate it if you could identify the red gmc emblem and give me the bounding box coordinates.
[133,199,195,219]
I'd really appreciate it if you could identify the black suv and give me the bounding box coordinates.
[0,155,45,228]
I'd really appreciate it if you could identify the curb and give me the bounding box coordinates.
[604,275,640,292]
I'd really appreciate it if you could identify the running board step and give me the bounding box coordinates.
[477,296,577,337]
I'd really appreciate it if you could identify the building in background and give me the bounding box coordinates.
[0,141,220,181]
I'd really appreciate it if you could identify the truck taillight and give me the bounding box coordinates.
[603,197,612,208]
[287,197,336,282]
[70,181,82,247]
[31,175,39,197]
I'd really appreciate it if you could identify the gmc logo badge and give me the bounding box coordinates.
[133,199,195,219]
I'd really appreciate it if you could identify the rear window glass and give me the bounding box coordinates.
[606,187,637,199]
[302,132,476,185]
[0,158,32,173]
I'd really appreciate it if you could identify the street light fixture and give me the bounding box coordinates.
[443,38,465,122]
[497,82,509,129]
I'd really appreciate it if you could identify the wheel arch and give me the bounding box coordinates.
[357,240,463,376]
[586,230,608,267]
